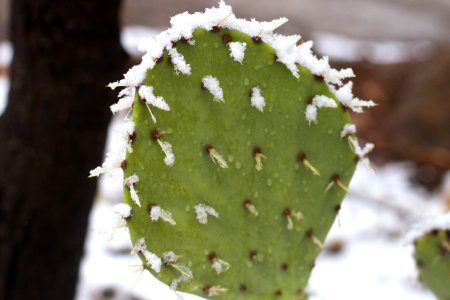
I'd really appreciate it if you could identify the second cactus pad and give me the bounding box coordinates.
[415,228,450,300]
[106,2,374,299]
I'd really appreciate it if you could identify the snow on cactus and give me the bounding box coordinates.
[91,1,375,299]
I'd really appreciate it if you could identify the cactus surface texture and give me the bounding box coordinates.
[91,2,374,299]
[415,229,450,300]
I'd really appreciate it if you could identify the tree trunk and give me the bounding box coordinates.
[0,1,127,299]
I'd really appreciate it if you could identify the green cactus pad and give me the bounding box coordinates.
[95,3,375,299]
[122,28,355,299]
[415,229,450,300]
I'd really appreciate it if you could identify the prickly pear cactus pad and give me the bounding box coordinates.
[412,213,450,300]
[90,1,375,299]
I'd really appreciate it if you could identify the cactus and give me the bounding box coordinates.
[91,2,374,299]
[414,226,450,300]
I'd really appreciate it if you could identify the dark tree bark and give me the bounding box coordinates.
[0,1,127,299]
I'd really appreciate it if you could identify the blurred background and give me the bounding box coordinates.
[0,0,449,300]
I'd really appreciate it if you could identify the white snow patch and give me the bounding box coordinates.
[138,85,170,111]
[228,41,246,63]
[325,68,355,86]
[150,205,176,225]
[107,204,132,237]
[131,237,147,254]
[170,271,192,293]
[305,95,337,123]
[117,120,136,153]
[168,47,192,75]
[205,286,228,297]
[89,152,123,177]
[158,140,175,166]
[305,104,317,124]
[250,86,265,111]
[296,41,331,77]
[333,82,376,113]
[142,250,162,273]
[202,75,224,102]
[194,203,219,224]
[312,95,337,108]
[120,64,148,87]
[351,138,375,159]
[162,251,179,265]
[110,93,134,114]
[211,258,230,274]
[341,123,356,138]
[118,87,132,98]
[350,137,375,172]
[131,238,162,273]
[113,203,132,219]
[266,34,301,77]
[405,212,450,243]
[124,174,141,207]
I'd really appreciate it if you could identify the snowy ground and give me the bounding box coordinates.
[0,27,448,300]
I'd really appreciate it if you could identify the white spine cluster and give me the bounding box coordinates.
[312,95,338,108]
[167,252,193,292]
[194,203,219,224]
[110,93,134,114]
[131,238,162,273]
[305,95,337,124]
[207,147,228,168]
[124,174,141,207]
[168,47,192,75]
[120,120,136,153]
[350,137,375,172]
[138,85,171,111]
[131,237,147,253]
[250,86,266,112]
[211,258,230,274]
[305,105,317,124]
[244,200,259,216]
[113,203,132,219]
[202,75,224,102]
[142,251,162,273]
[159,140,175,166]
[150,205,177,225]
[109,203,132,235]
[162,251,180,265]
[340,123,356,138]
[206,286,228,297]
[286,209,304,230]
[89,152,123,177]
[170,277,187,292]
[334,82,376,113]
